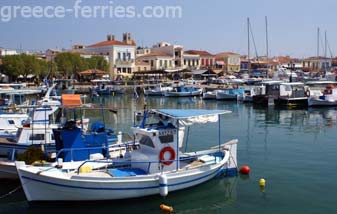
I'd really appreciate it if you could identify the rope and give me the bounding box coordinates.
[0,185,22,199]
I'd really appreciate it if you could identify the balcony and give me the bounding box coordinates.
[115,59,135,66]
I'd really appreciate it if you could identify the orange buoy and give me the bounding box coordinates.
[239,165,251,175]
[160,204,174,212]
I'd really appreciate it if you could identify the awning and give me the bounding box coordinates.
[62,94,82,107]
[216,61,224,65]
[79,69,107,76]
[152,109,231,126]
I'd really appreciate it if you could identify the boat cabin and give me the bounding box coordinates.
[255,81,283,96]
[130,116,184,173]
[279,82,306,98]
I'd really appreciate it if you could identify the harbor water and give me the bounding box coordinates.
[1,95,337,214]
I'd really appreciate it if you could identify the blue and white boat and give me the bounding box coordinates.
[144,83,173,96]
[16,109,238,201]
[216,88,245,100]
[164,86,203,97]
[308,85,337,107]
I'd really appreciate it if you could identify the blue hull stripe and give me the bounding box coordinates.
[21,167,224,191]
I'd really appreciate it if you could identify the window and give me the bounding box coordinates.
[8,120,14,125]
[123,53,126,60]
[164,60,167,68]
[139,134,155,148]
[127,53,131,60]
[159,135,174,144]
[144,67,147,71]
[151,60,154,67]
[128,68,131,73]
[117,52,121,59]
[29,134,45,141]
[160,60,163,67]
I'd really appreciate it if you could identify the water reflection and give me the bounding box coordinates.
[253,107,337,132]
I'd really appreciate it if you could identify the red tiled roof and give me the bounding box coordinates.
[78,69,107,75]
[135,60,150,66]
[184,50,214,57]
[215,52,240,59]
[87,40,136,48]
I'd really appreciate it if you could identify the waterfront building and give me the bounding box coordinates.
[0,48,18,57]
[215,52,241,73]
[135,59,151,72]
[184,50,215,69]
[136,52,174,70]
[136,48,151,57]
[151,42,183,69]
[85,33,136,79]
[302,57,332,73]
[45,49,61,61]
[182,52,201,70]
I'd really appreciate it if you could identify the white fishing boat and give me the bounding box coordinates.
[0,113,29,137]
[308,85,337,107]
[164,86,203,97]
[202,90,217,100]
[275,82,308,107]
[238,88,255,103]
[216,88,244,101]
[16,109,238,201]
[144,83,173,96]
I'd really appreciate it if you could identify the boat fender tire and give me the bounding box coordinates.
[305,90,310,97]
[159,146,176,166]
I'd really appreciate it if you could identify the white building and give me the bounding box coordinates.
[0,48,18,56]
[85,33,136,79]
[136,52,174,70]
[183,52,201,70]
[151,42,183,68]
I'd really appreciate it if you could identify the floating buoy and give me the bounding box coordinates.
[259,178,266,188]
[160,204,174,213]
[239,165,251,175]
[159,174,168,197]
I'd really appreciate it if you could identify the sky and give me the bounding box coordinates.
[1,0,337,58]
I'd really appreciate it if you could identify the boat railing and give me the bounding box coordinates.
[75,150,223,175]
[55,142,135,161]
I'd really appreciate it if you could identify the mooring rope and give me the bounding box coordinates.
[0,185,22,199]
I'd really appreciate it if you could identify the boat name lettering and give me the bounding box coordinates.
[159,129,176,136]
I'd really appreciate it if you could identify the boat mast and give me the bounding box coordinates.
[317,27,320,58]
[324,31,327,58]
[247,17,250,75]
[265,16,269,60]
[265,16,269,77]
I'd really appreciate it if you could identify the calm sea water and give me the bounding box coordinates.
[1,95,337,214]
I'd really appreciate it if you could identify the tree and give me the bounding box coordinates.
[84,56,108,71]
[1,54,52,81]
[54,52,89,78]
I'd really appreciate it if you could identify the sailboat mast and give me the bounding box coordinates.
[265,16,269,59]
[324,30,327,58]
[247,17,250,74]
[317,27,320,57]
[265,16,269,77]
